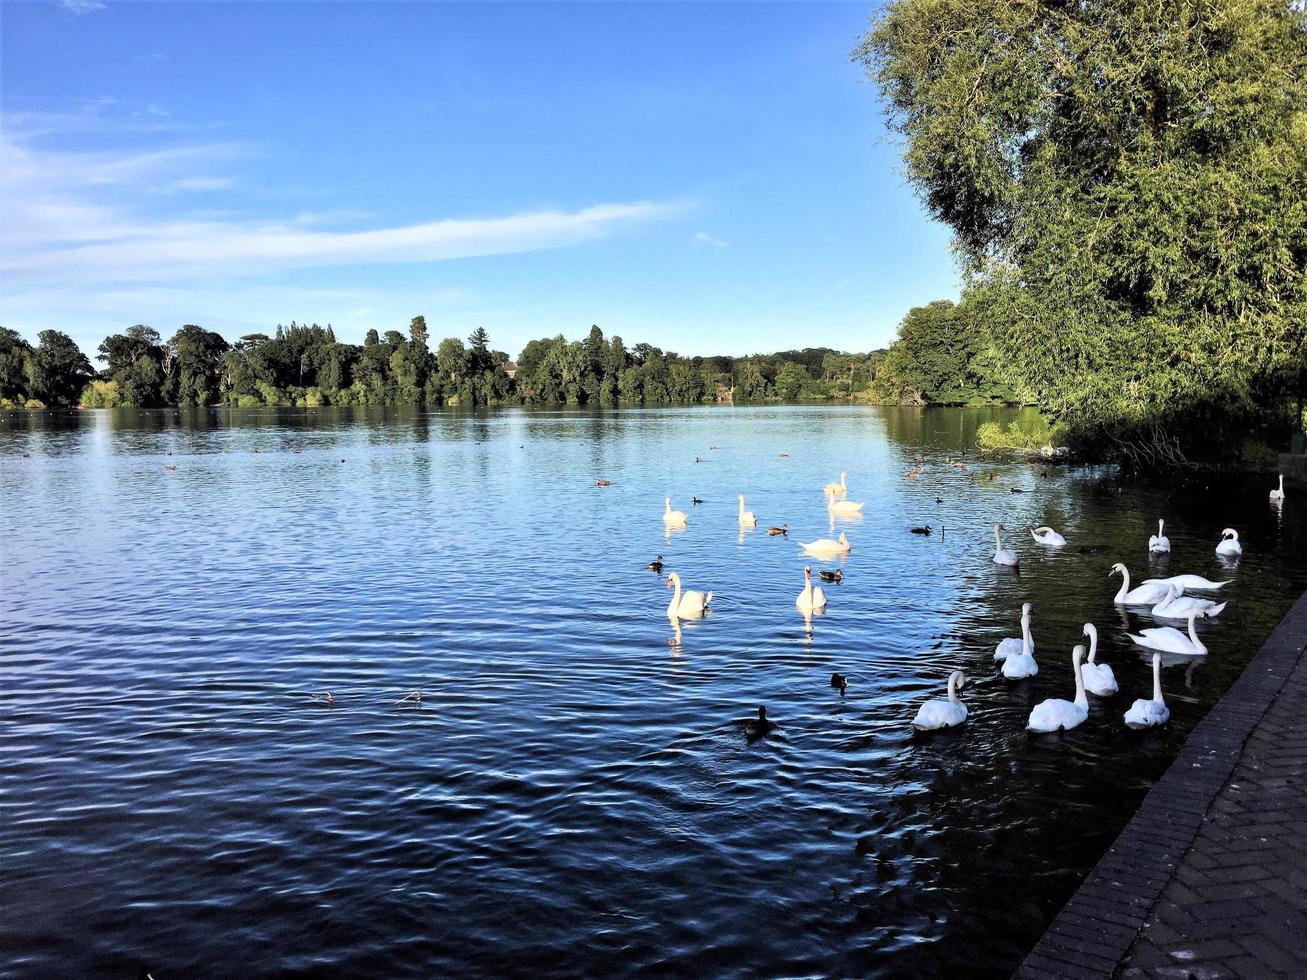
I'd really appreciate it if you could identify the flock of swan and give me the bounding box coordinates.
[656,464,1289,741]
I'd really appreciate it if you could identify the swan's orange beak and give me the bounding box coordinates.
[664,580,672,589]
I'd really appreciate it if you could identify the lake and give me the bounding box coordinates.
[2,405,1303,978]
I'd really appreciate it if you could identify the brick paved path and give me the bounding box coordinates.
[1017,592,1307,980]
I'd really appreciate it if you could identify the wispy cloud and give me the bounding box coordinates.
[0,131,682,285]
[694,231,728,248]
[58,0,106,14]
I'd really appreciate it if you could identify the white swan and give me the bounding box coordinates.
[826,492,865,517]
[738,494,757,529]
[1001,613,1038,680]
[1031,526,1067,547]
[1128,609,1208,655]
[1150,584,1227,620]
[1143,573,1230,592]
[800,532,850,557]
[665,571,711,619]
[1269,474,1285,502]
[1110,563,1172,605]
[795,564,828,613]
[1124,652,1170,729]
[662,497,687,527]
[992,524,1019,566]
[1026,645,1089,733]
[912,670,967,731]
[823,471,848,499]
[1080,623,1117,696]
[1148,518,1171,553]
[1215,527,1242,557]
[994,602,1034,661]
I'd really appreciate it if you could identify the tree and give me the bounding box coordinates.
[0,327,33,404]
[409,315,429,351]
[168,324,229,405]
[29,330,93,407]
[857,0,1307,458]
[466,327,492,375]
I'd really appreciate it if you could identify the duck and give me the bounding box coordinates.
[1026,646,1089,733]
[1031,526,1067,547]
[1110,563,1172,605]
[1128,609,1209,655]
[992,524,1019,566]
[795,565,828,613]
[1148,518,1171,553]
[767,524,789,536]
[823,471,848,498]
[738,495,758,528]
[1270,474,1285,502]
[909,525,932,535]
[1124,652,1170,729]
[818,569,843,584]
[665,571,711,619]
[912,671,967,731]
[994,602,1034,662]
[691,496,704,505]
[831,672,848,693]
[1142,573,1230,592]
[800,532,851,557]
[647,554,664,573]
[744,706,775,740]
[1001,613,1038,680]
[1215,527,1242,557]
[662,497,688,527]
[595,479,611,487]
[162,464,177,472]
[1150,584,1227,620]
[1080,623,1117,696]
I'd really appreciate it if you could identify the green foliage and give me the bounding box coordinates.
[977,420,1067,454]
[857,0,1307,460]
[80,379,123,408]
[875,299,1016,405]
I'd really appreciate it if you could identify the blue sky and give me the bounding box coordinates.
[1,1,957,359]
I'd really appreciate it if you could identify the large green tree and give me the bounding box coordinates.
[857,0,1307,458]
[30,330,93,407]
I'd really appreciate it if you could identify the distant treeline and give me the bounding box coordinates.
[0,312,1013,411]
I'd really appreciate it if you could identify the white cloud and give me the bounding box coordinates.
[58,0,106,14]
[694,231,728,248]
[0,132,681,284]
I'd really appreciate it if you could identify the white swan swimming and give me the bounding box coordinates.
[1031,526,1067,547]
[665,571,711,619]
[912,670,967,731]
[800,531,851,557]
[795,564,828,613]
[1109,562,1172,605]
[1148,518,1171,553]
[992,524,1019,567]
[1143,573,1230,592]
[662,497,688,527]
[1026,645,1089,733]
[1215,527,1242,557]
[823,471,848,499]
[994,602,1034,661]
[1150,584,1227,620]
[1128,609,1208,655]
[1001,613,1038,680]
[1269,474,1285,502]
[1124,652,1170,729]
[825,491,865,516]
[1080,623,1117,696]
[738,494,757,529]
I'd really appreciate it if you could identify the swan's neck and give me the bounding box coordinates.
[665,499,671,513]
[1073,656,1087,708]
[947,674,960,703]
[739,498,744,516]
[1086,628,1097,663]
[994,527,1002,550]
[1152,656,1164,704]
[667,577,682,614]
[1021,616,1032,656]
[1158,519,1164,536]
[841,473,847,490]
[1115,567,1130,602]
[1188,613,1205,652]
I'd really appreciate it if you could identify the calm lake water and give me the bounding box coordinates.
[2,405,1304,978]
